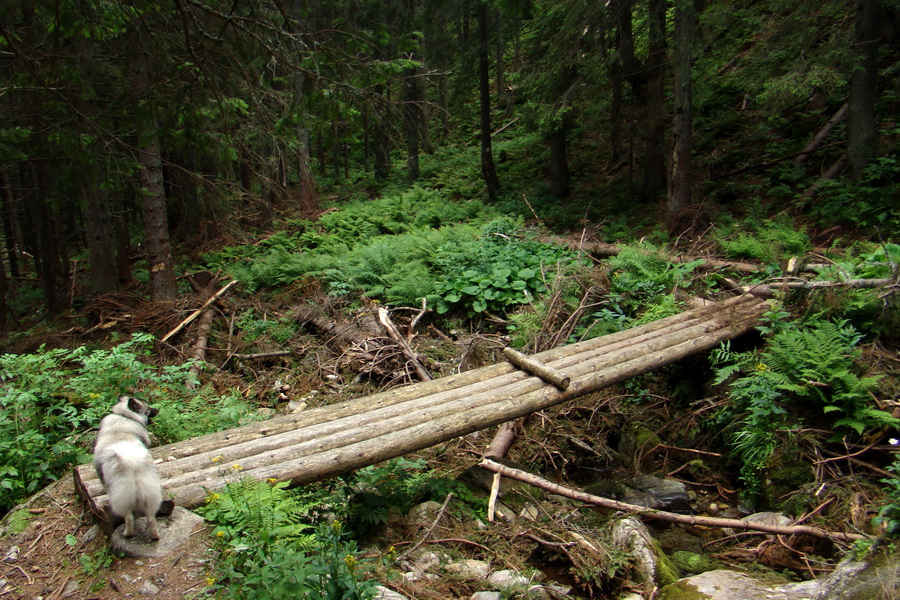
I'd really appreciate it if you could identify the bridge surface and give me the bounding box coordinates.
[74,294,767,524]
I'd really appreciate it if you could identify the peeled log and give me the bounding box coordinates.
[75,295,767,512]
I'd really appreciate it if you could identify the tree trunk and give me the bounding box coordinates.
[667,0,696,230]
[373,86,391,180]
[137,124,179,301]
[847,0,884,180]
[291,0,317,209]
[404,63,421,182]
[0,168,19,278]
[548,125,570,197]
[642,0,667,204]
[81,168,120,295]
[477,2,501,201]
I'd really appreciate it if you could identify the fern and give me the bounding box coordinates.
[713,318,895,496]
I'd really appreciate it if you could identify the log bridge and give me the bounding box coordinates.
[73,294,768,524]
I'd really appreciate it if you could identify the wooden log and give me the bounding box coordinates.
[502,347,570,389]
[76,295,763,491]
[80,297,766,508]
[794,103,848,166]
[478,459,864,542]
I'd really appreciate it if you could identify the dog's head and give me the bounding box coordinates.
[111,395,158,424]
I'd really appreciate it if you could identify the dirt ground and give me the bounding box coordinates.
[0,476,215,600]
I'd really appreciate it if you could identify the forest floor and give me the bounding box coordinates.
[0,238,895,599]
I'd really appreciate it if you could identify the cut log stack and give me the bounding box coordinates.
[73,294,768,520]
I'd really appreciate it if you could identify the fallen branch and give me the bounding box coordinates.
[478,459,865,543]
[502,347,570,389]
[794,103,848,166]
[161,280,238,343]
[232,350,292,360]
[377,306,432,381]
[396,492,454,562]
[726,276,896,297]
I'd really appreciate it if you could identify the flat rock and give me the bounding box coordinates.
[110,507,204,559]
[488,569,531,591]
[444,558,492,580]
[470,593,501,600]
[659,570,819,600]
[373,585,409,600]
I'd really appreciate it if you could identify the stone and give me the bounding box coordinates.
[138,580,160,596]
[470,593,501,600]
[656,527,704,555]
[373,585,410,600]
[519,504,540,521]
[624,475,692,514]
[444,559,492,580]
[0,579,7,590]
[110,507,205,559]
[80,524,100,544]
[61,579,80,597]
[812,546,900,600]
[741,512,792,528]
[610,516,679,588]
[3,545,18,563]
[407,501,444,527]
[658,569,818,600]
[524,585,552,599]
[670,550,718,575]
[488,569,531,592]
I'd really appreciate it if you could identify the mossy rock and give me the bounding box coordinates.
[670,551,719,576]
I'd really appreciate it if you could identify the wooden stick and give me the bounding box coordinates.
[160,280,237,343]
[502,347,570,389]
[396,492,454,562]
[377,306,432,381]
[478,459,864,543]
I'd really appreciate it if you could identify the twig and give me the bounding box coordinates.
[487,472,501,522]
[396,493,454,562]
[376,306,432,381]
[656,444,722,458]
[11,565,33,585]
[232,350,292,360]
[478,459,865,542]
[160,280,237,343]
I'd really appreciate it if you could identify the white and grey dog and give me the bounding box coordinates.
[93,396,163,540]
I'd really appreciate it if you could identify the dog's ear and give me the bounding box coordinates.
[127,396,143,414]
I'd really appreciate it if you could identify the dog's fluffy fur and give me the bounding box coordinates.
[93,396,163,540]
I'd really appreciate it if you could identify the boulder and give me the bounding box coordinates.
[658,570,818,600]
[110,507,204,559]
[610,516,680,588]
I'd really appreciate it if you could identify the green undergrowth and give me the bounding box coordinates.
[200,458,486,599]
[0,333,258,514]
[205,189,584,316]
[711,313,896,500]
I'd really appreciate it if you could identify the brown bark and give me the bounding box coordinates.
[75,296,767,511]
[136,119,178,300]
[847,0,884,180]
[667,0,695,230]
[502,347,569,389]
[642,0,667,203]
[477,1,501,201]
[478,459,864,542]
[82,166,120,295]
[794,103,848,166]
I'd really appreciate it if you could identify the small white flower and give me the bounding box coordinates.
[890,438,899,446]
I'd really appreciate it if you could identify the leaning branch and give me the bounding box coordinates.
[161,280,238,343]
[478,459,864,543]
